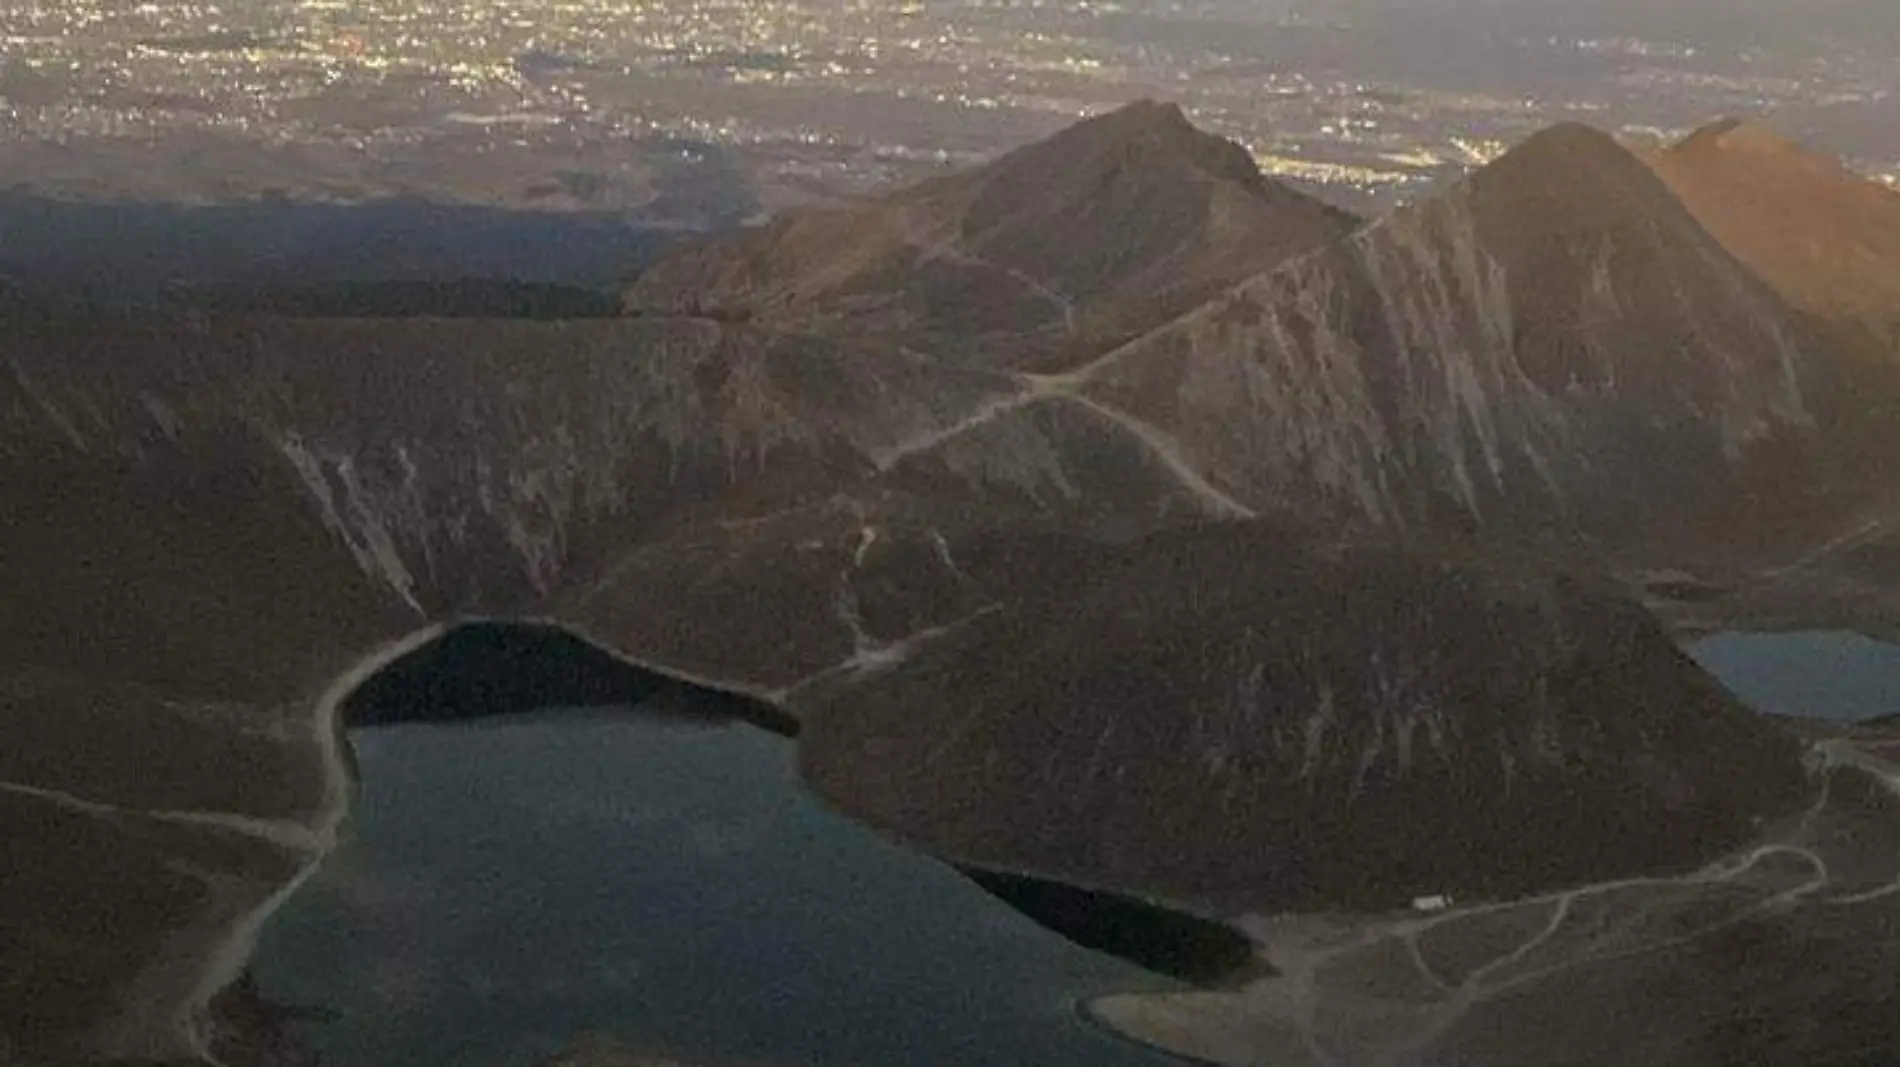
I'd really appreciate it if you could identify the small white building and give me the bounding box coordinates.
[1411,894,1453,913]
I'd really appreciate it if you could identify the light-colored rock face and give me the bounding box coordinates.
[0,317,1023,630]
[616,116,1890,569]
[1066,124,1831,547]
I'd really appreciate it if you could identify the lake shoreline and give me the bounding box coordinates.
[1686,630,1900,723]
[104,625,1900,1065]
[124,627,448,1061]
[1070,994,1238,1067]
[242,698,1208,1067]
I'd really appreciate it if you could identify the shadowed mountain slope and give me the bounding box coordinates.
[0,315,1026,697]
[799,522,1811,912]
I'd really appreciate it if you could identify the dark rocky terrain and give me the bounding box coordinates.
[531,1036,739,1067]
[3,103,1899,1067]
[799,524,1810,912]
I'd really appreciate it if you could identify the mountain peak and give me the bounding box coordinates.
[1647,116,1900,347]
[627,104,1356,372]
[1497,121,1641,170]
[1673,117,1805,157]
[977,98,1266,195]
[1460,121,1666,226]
[1082,98,1195,138]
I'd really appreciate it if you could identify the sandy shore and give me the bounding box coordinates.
[1074,994,1251,1067]
[94,626,447,1063]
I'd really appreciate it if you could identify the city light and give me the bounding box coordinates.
[0,0,1890,212]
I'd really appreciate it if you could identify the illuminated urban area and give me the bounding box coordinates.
[0,0,1894,215]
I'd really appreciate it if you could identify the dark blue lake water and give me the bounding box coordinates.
[1687,631,1900,722]
[252,711,1188,1067]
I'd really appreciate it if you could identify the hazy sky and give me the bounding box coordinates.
[1300,0,1899,48]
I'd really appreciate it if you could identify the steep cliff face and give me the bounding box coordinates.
[0,316,1018,657]
[1056,124,1839,549]
[799,522,1812,911]
[625,101,1359,371]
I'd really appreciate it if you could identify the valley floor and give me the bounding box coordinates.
[1091,725,1900,1067]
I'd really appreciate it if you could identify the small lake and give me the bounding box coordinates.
[251,709,1196,1067]
[1687,631,1900,722]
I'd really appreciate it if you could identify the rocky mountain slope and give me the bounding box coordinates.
[0,314,1026,680]
[1647,119,1900,362]
[625,101,1360,372]
[799,522,1810,912]
[631,112,1889,565]
[616,106,1900,567]
[1037,123,1853,553]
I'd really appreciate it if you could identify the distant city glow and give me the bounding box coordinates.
[0,0,1891,211]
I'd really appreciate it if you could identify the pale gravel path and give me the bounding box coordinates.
[1092,733,1894,1067]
